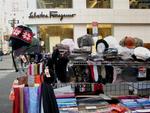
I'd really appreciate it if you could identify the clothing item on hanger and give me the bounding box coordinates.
[13,88,20,113]
[52,49,69,83]
[41,82,59,113]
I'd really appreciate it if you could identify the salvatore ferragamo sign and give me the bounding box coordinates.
[29,11,76,21]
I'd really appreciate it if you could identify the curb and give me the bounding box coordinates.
[0,69,14,71]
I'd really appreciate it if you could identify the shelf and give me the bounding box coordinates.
[69,60,150,67]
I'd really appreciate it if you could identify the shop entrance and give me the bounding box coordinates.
[39,25,73,53]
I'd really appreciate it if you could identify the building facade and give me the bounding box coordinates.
[24,0,150,52]
[0,0,28,54]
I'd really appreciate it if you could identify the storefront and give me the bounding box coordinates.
[25,0,150,52]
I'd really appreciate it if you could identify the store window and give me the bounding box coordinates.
[130,0,150,9]
[39,25,73,52]
[37,0,72,8]
[86,0,111,8]
[87,24,112,38]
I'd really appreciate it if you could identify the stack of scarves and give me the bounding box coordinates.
[54,86,78,113]
[27,63,44,76]
[13,86,41,113]
[75,83,103,95]
[13,82,59,113]
[120,98,150,112]
[27,63,44,86]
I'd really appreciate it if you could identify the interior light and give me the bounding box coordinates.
[89,0,97,8]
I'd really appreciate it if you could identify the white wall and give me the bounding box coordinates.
[114,25,150,42]
[113,0,129,9]
[24,0,150,43]
[24,0,150,24]
[27,0,36,9]
[25,9,150,25]
[73,0,86,9]
[74,24,87,47]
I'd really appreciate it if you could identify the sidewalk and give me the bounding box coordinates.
[0,54,14,70]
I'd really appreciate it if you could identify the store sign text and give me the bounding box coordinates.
[29,11,76,21]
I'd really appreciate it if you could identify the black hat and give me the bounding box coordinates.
[10,25,34,50]
[96,39,109,53]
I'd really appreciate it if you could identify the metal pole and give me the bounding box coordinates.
[11,18,18,72]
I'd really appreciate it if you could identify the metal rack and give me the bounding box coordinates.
[67,59,150,97]
[69,60,150,68]
[104,81,150,97]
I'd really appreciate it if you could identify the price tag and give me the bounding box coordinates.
[20,55,27,63]
[44,67,51,77]
[138,66,146,78]
[85,106,97,110]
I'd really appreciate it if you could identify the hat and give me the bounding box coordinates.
[124,36,135,49]
[134,47,150,61]
[77,34,94,48]
[96,39,109,53]
[10,25,34,50]
[61,39,76,51]
[104,36,119,48]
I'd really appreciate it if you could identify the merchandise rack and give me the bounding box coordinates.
[104,81,150,97]
[53,82,103,88]
[69,60,150,67]
[53,81,150,97]
[67,60,150,97]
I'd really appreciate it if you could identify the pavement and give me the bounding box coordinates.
[0,54,14,70]
[0,71,17,113]
[0,54,17,113]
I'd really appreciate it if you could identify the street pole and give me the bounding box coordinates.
[9,18,19,72]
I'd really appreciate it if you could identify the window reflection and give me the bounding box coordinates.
[86,0,111,8]
[130,0,150,9]
[87,24,112,38]
[37,0,72,8]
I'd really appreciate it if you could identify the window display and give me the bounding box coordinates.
[86,0,111,8]
[130,0,150,9]
[37,0,72,8]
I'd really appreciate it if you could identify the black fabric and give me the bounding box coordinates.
[52,49,69,83]
[105,65,114,83]
[72,65,92,82]
[121,67,138,82]
[46,57,55,83]
[146,68,150,80]
[10,38,30,50]
[96,39,109,53]
[41,82,59,113]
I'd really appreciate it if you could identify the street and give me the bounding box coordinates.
[0,55,17,113]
